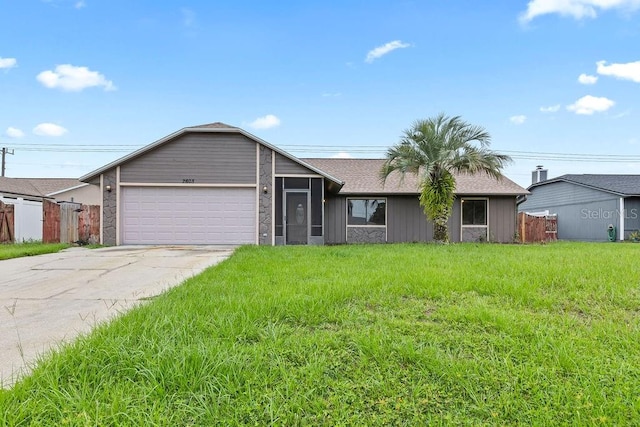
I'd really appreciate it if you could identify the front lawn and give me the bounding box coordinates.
[1,243,639,425]
[0,242,70,260]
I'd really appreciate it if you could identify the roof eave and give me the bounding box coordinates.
[528,177,627,197]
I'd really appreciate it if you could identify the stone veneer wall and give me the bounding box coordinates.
[102,170,117,245]
[258,146,273,245]
[461,227,488,242]
[347,227,386,243]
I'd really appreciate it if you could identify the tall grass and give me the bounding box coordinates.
[0,242,69,260]
[1,243,639,425]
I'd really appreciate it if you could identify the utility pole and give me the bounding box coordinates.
[1,147,14,177]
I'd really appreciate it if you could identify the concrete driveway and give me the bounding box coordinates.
[0,245,234,388]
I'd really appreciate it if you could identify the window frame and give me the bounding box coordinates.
[346,198,387,227]
[460,197,489,241]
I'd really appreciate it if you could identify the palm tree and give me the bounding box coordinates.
[380,114,512,243]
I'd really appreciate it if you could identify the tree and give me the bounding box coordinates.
[380,114,512,243]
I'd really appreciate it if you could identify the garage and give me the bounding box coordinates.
[121,187,256,245]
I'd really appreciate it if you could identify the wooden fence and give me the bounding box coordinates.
[0,200,15,243]
[518,212,558,243]
[43,200,100,244]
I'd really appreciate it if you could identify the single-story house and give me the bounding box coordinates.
[79,122,528,246]
[518,174,640,241]
[0,177,99,205]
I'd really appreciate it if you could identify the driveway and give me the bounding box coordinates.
[0,245,235,388]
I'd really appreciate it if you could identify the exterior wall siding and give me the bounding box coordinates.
[449,199,461,242]
[53,184,101,205]
[326,195,516,244]
[120,133,257,184]
[387,196,432,242]
[555,199,619,241]
[258,146,273,245]
[519,182,622,241]
[519,181,615,211]
[275,153,314,175]
[324,197,346,244]
[103,170,117,245]
[488,197,517,243]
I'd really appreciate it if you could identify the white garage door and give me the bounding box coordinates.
[121,187,256,245]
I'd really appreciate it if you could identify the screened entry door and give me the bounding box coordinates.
[285,191,309,245]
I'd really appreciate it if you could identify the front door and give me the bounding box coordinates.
[285,191,309,245]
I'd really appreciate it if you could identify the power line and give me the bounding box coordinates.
[4,143,640,163]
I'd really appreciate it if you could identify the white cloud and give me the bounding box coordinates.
[596,60,640,83]
[578,73,598,84]
[510,115,527,125]
[75,0,86,8]
[36,64,116,91]
[6,127,25,138]
[365,40,411,63]
[33,123,68,136]
[0,57,17,69]
[331,151,354,159]
[566,95,615,115]
[322,92,342,97]
[249,114,281,130]
[520,0,640,23]
[540,104,561,113]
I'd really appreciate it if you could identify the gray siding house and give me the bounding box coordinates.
[80,122,528,246]
[519,174,640,241]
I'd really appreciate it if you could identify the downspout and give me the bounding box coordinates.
[619,197,625,241]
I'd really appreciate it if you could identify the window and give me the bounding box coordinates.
[348,199,386,226]
[462,199,487,226]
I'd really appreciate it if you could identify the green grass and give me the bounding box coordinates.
[2,242,640,425]
[0,242,70,260]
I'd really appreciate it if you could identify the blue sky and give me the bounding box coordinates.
[1,0,639,187]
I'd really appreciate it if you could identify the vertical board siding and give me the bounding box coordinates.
[324,197,346,244]
[488,197,517,243]
[450,200,461,242]
[387,196,432,242]
[275,153,315,175]
[120,133,257,184]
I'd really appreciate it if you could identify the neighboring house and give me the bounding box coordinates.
[518,173,640,241]
[0,177,99,241]
[79,122,529,246]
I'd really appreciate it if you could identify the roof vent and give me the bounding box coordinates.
[532,166,548,184]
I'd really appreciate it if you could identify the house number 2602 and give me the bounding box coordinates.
[182,179,195,183]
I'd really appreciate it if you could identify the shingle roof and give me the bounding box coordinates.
[0,177,81,198]
[302,158,528,195]
[532,174,640,196]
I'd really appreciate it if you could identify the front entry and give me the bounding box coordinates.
[285,191,309,245]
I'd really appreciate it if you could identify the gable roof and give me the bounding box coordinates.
[530,174,640,197]
[0,177,82,198]
[79,123,344,189]
[303,158,528,196]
